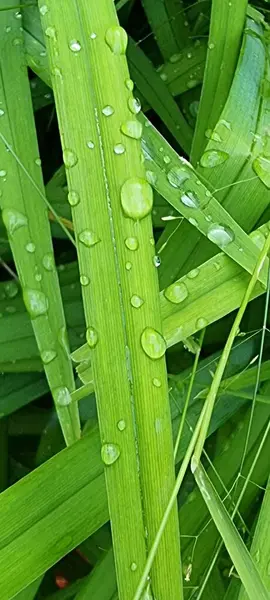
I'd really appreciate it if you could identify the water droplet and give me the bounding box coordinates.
[167,167,190,188]
[4,281,19,298]
[35,272,42,282]
[45,26,57,41]
[131,294,144,308]
[250,230,265,250]
[187,79,198,89]
[79,230,100,247]
[117,420,126,431]
[163,155,171,165]
[25,242,36,253]
[188,268,199,279]
[120,120,142,140]
[5,26,11,33]
[188,217,198,227]
[58,326,69,356]
[130,562,137,572]
[150,237,155,246]
[51,67,63,80]
[105,26,128,55]
[68,190,80,206]
[2,208,27,235]
[80,275,90,286]
[15,11,22,19]
[23,288,49,318]
[121,177,153,220]
[90,32,97,39]
[86,326,98,348]
[0,109,5,117]
[153,255,161,267]
[102,105,114,116]
[114,143,125,155]
[125,79,134,91]
[54,386,71,406]
[128,97,141,115]
[0,169,7,177]
[35,158,41,166]
[141,327,166,360]
[164,281,188,304]
[153,377,161,387]
[180,191,199,208]
[196,317,208,329]
[200,150,229,168]
[155,418,162,433]
[255,549,260,563]
[208,42,215,49]
[145,170,157,185]
[41,349,57,364]
[63,149,78,168]
[125,261,132,271]
[69,39,81,52]
[5,305,16,314]
[42,253,54,271]
[125,237,139,251]
[101,443,120,465]
[86,141,95,149]
[252,155,270,189]
[39,4,48,16]
[160,72,168,81]
[207,224,234,248]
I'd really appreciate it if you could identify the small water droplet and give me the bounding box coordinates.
[120,120,142,140]
[69,39,81,52]
[164,281,188,304]
[207,223,234,248]
[23,288,49,318]
[167,167,190,188]
[5,26,11,33]
[255,549,260,563]
[130,562,137,572]
[0,109,5,117]
[121,177,153,220]
[86,326,98,348]
[5,305,16,314]
[208,42,215,49]
[79,230,100,248]
[160,72,168,81]
[153,255,161,267]
[196,317,208,329]
[125,237,139,251]
[252,155,270,189]
[105,26,128,55]
[101,443,120,465]
[250,230,265,249]
[80,275,90,286]
[86,141,95,149]
[51,67,63,80]
[35,158,41,166]
[125,78,134,91]
[117,420,126,431]
[169,53,181,63]
[125,261,132,270]
[152,377,161,387]
[213,261,221,271]
[42,253,54,271]
[90,32,97,39]
[102,105,114,116]
[188,217,198,227]
[68,190,80,206]
[114,143,125,155]
[141,327,166,360]
[200,150,229,168]
[35,272,42,282]
[131,294,144,308]
[41,349,57,364]
[187,268,199,279]
[45,26,57,41]
[187,79,198,89]
[39,4,48,16]
[15,10,22,19]
[54,386,71,406]
[0,169,7,177]
[145,170,157,185]
[4,281,19,298]
[180,191,199,208]
[128,97,141,115]
[63,149,78,168]
[2,208,27,235]
[163,155,171,164]
[25,242,36,253]
[149,237,155,246]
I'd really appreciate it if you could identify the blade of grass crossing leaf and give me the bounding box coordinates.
[140,0,183,60]
[39,1,182,599]
[193,463,269,600]
[191,0,248,165]
[0,2,80,445]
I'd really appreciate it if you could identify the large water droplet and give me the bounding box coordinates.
[114,143,125,155]
[25,242,36,253]
[207,223,234,248]
[41,349,57,364]
[250,230,265,250]
[4,281,19,298]
[121,177,153,220]
[200,150,229,168]
[125,237,138,251]
[80,275,90,286]
[164,281,188,304]
[105,26,128,55]
[86,326,98,348]
[180,191,200,208]
[101,443,120,465]
[252,155,270,189]
[69,39,81,52]
[54,386,71,406]
[141,327,166,360]
[196,317,208,329]
[2,208,28,235]
[68,190,80,206]
[131,294,144,308]
[128,97,141,115]
[79,230,100,247]
[167,167,190,188]
[117,419,126,431]
[63,149,78,168]
[120,120,142,140]
[102,105,114,117]
[23,288,49,319]
[42,253,54,271]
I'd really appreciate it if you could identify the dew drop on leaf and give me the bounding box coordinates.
[130,294,144,308]
[86,326,98,348]
[164,282,188,304]
[105,26,128,55]
[101,443,121,465]
[141,327,166,360]
[167,167,190,188]
[2,208,28,235]
[79,230,100,248]
[120,120,143,140]
[252,155,270,189]
[63,149,78,168]
[125,237,139,251]
[23,288,49,319]
[54,386,71,406]
[121,177,153,220]
[41,350,57,364]
[207,224,234,248]
[200,149,229,168]
[180,191,200,208]
[68,190,80,206]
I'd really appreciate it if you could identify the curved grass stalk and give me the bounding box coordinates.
[0,1,80,445]
[38,1,182,598]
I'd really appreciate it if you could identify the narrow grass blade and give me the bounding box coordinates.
[14,577,43,600]
[75,548,116,600]
[0,1,80,445]
[140,0,185,60]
